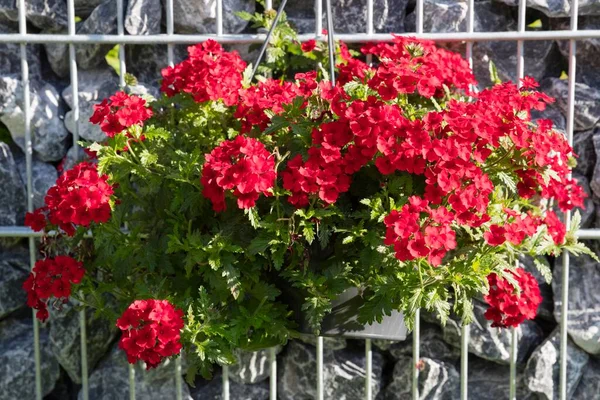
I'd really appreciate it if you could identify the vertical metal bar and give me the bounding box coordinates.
[316,336,324,400]
[366,0,373,64]
[412,310,420,400]
[415,0,423,34]
[175,357,182,400]
[117,0,126,87]
[365,339,372,400]
[560,1,578,399]
[269,347,277,400]
[166,0,174,66]
[460,324,469,400]
[315,0,323,38]
[516,0,526,83]
[222,365,230,400]
[325,0,335,85]
[129,364,136,400]
[509,327,518,400]
[250,0,288,79]
[265,0,273,10]
[216,0,223,36]
[17,0,43,398]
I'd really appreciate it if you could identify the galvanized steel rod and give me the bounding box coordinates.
[117,0,126,87]
[2,31,600,44]
[129,364,136,400]
[166,0,174,66]
[17,0,43,398]
[250,0,288,80]
[366,0,374,64]
[509,325,518,399]
[269,347,277,400]
[315,0,323,38]
[175,357,183,400]
[317,336,324,400]
[365,339,372,400]
[560,0,578,398]
[222,365,230,400]
[325,0,336,85]
[217,0,223,36]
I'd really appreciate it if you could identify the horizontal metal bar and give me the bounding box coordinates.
[1,30,600,45]
[4,226,600,239]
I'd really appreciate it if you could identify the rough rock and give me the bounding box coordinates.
[125,0,162,36]
[572,357,600,399]
[79,345,192,400]
[297,334,348,351]
[168,0,253,34]
[531,103,566,131]
[0,0,67,30]
[229,347,282,384]
[0,317,60,399]
[0,248,29,319]
[15,156,57,210]
[542,78,600,132]
[287,0,409,34]
[590,130,600,199]
[573,129,596,177]
[524,328,589,400]
[45,0,118,76]
[0,77,69,162]
[468,357,535,399]
[49,299,117,385]
[383,356,459,400]
[0,142,26,226]
[426,299,544,364]
[63,68,120,143]
[388,322,460,364]
[190,370,270,400]
[278,339,384,400]
[74,0,106,18]
[494,0,600,18]
[553,252,600,354]
[0,21,43,81]
[61,144,89,172]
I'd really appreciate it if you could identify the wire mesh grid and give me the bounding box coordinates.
[0,0,598,399]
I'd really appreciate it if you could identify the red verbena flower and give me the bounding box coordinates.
[23,256,85,322]
[201,136,276,211]
[117,299,184,369]
[483,267,542,328]
[25,208,47,232]
[301,39,317,53]
[89,92,153,138]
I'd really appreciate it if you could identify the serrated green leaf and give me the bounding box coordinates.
[139,149,158,167]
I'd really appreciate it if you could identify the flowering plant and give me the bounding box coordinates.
[24,15,595,379]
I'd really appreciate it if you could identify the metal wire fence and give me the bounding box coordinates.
[0,0,599,399]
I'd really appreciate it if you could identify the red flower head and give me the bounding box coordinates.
[117,299,184,369]
[90,92,153,138]
[301,39,317,53]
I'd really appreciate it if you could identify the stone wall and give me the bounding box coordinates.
[1,0,600,399]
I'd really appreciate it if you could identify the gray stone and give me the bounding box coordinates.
[0,22,42,81]
[287,0,409,34]
[125,0,162,36]
[468,357,535,400]
[573,129,596,177]
[590,131,600,199]
[62,144,88,172]
[278,339,384,400]
[494,0,600,18]
[229,347,282,384]
[524,328,589,400]
[0,317,60,400]
[388,322,460,364]
[0,142,26,226]
[190,370,270,400]
[79,344,192,400]
[0,0,67,30]
[542,78,600,132]
[74,0,106,18]
[531,103,566,132]
[383,356,459,400]
[45,0,118,75]
[168,0,253,34]
[15,156,57,210]
[553,17,600,90]
[427,299,544,365]
[0,248,29,319]
[0,77,69,162]
[553,252,600,354]
[572,357,600,399]
[49,299,117,385]
[63,68,120,143]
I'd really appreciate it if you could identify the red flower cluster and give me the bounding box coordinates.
[161,40,246,106]
[483,268,542,328]
[384,197,457,266]
[25,162,114,236]
[89,91,153,137]
[484,211,541,247]
[301,39,317,53]
[362,36,475,98]
[117,300,184,369]
[23,256,85,322]
[201,135,276,211]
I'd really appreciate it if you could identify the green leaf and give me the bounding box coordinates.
[489,60,501,85]
[105,45,121,76]
[528,19,543,29]
[303,225,315,244]
[533,258,552,284]
[497,172,517,193]
[139,149,158,167]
